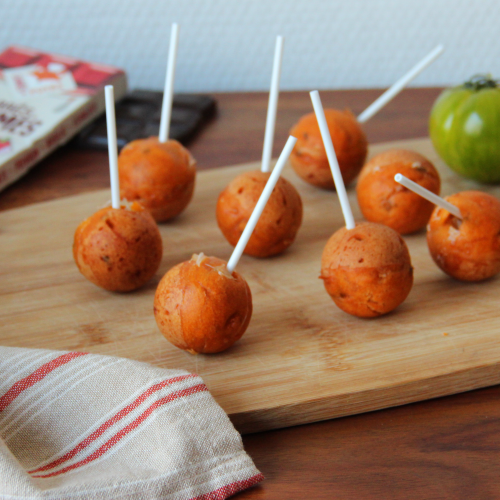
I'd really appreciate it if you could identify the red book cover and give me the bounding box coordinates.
[0,46,127,192]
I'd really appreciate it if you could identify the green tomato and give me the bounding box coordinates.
[429,75,500,184]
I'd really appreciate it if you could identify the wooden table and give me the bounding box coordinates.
[2,88,500,499]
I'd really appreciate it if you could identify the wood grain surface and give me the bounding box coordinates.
[2,136,500,438]
[2,89,500,499]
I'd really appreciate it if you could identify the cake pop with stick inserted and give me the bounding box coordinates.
[118,23,196,222]
[216,36,303,258]
[311,91,413,318]
[290,46,444,189]
[154,136,297,353]
[395,174,500,281]
[356,149,441,234]
[73,86,163,292]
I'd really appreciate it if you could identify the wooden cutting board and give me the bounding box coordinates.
[1,138,500,434]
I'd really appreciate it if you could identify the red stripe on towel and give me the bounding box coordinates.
[0,352,88,412]
[32,383,208,478]
[29,373,197,473]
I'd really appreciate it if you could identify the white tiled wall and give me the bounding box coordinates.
[1,0,499,92]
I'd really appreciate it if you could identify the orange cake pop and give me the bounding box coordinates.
[394,175,500,282]
[154,254,252,354]
[320,222,413,318]
[357,149,441,234]
[427,191,500,281]
[74,86,163,292]
[290,46,444,190]
[311,90,413,318]
[74,203,162,292]
[216,36,302,257]
[118,23,196,222]
[289,108,367,190]
[118,137,196,222]
[216,170,302,257]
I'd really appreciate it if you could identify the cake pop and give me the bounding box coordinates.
[357,149,440,234]
[154,136,297,353]
[216,171,302,257]
[427,191,500,281]
[118,23,196,222]
[290,46,444,190]
[320,222,413,318]
[154,253,252,354]
[289,108,367,189]
[118,137,196,221]
[311,91,413,318]
[74,86,163,292]
[74,203,163,292]
[216,36,303,257]
[395,175,500,281]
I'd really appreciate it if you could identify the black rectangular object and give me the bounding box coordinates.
[74,90,216,150]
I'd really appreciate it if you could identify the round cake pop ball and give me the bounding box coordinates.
[357,149,441,234]
[216,170,303,258]
[427,191,500,282]
[320,222,413,318]
[289,109,368,190]
[118,137,196,222]
[74,202,163,292]
[154,254,252,354]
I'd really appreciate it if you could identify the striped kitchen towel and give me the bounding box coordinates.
[0,347,263,500]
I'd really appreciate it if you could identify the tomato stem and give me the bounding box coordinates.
[463,74,499,91]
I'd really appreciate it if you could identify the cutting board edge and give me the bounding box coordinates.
[230,360,500,434]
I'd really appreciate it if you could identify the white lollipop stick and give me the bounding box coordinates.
[357,44,444,124]
[261,35,284,173]
[394,173,462,219]
[227,135,297,273]
[159,23,180,143]
[310,90,355,230]
[105,85,120,209]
